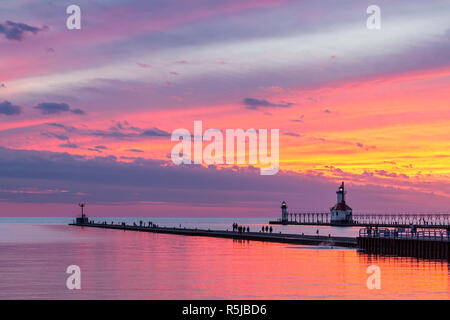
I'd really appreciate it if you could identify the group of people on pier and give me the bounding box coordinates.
[232,223,250,233]
[231,223,274,233]
[232,223,249,233]
[112,220,159,228]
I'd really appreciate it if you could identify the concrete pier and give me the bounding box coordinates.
[69,221,450,260]
[69,222,357,248]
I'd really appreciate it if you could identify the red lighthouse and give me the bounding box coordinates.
[330,182,353,224]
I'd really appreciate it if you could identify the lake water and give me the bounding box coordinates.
[0,217,449,299]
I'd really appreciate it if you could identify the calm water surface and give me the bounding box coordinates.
[0,218,449,299]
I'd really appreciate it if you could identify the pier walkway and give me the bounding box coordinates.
[69,221,357,248]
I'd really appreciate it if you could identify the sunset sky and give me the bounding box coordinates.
[0,0,449,217]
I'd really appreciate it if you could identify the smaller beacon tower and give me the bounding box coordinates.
[330,182,353,224]
[76,202,89,224]
[281,201,288,224]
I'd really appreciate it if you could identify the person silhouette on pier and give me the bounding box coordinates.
[269,226,273,233]
[247,226,250,232]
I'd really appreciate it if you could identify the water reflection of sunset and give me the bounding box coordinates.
[2,224,446,299]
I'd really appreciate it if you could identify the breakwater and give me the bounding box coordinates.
[70,221,450,260]
[69,222,358,248]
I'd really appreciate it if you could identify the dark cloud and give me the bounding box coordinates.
[290,115,304,123]
[0,146,325,207]
[243,98,293,110]
[110,120,141,133]
[35,102,70,114]
[121,156,144,160]
[34,102,85,115]
[126,149,144,153]
[375,170,409,179]
[324,109,331,113]
[90,127,170,139]
[95,145,108,150]
[283,132,301,137]
[0,21,47,41]
[41,132,69,141]
[0,147,447,213]
[71,108,86,115]
[0,101,21,116]
[90,121,169,139]
[356,142,376,151]
[45,123,76,132]
[90,130,134,139]
[46,123,66,129]
[59,143,78,149]
[141,128,170,137]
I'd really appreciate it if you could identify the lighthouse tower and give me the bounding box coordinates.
[281,201,288,224]
[330,182,353,224]
[76,202,89,225]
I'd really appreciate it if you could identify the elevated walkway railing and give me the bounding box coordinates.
[279,212,450,226]
[359,227,450,242]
